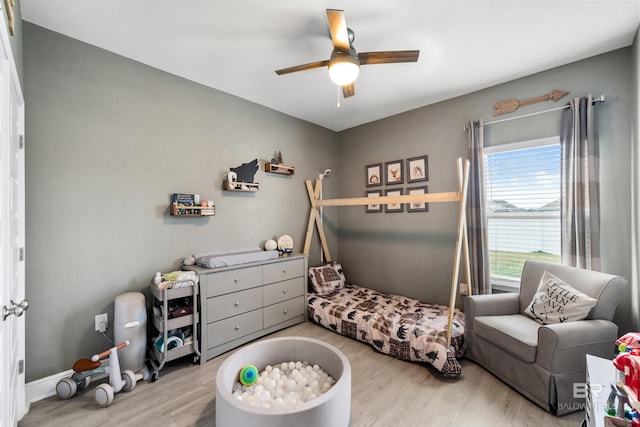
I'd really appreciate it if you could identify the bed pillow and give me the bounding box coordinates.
[525,271,598,324]
[308,261,346,295]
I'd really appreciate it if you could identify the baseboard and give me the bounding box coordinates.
[26,369,75,403]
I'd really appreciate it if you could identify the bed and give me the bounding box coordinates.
[307,262,465,377]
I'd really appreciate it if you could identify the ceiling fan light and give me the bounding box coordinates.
[328,49,360,86]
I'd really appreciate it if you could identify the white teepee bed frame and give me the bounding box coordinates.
[303,157,472,347]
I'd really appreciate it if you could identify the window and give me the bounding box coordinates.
[484,137,561,290]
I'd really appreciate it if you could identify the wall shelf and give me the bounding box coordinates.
[265,163,295,176]
[171,205,215,216]
[223,180,259,192]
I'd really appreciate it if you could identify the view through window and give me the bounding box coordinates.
[484,137,561,288]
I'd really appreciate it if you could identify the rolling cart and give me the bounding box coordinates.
[148,278,200,381]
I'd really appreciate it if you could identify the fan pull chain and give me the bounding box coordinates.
[337,86,341,108]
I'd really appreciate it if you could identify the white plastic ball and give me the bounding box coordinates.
[265,240,277,251]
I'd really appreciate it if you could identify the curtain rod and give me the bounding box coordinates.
[464,95,606,130]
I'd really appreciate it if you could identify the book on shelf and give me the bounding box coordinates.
[171,193,195,206]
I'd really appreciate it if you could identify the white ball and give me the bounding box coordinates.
[265,239,277,251]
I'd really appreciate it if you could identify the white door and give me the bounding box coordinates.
[0,12,26,426]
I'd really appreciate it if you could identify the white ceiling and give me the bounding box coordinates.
[20,0,640,131]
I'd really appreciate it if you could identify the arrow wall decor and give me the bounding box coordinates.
[3,0,14,36]
[493,89,569,116]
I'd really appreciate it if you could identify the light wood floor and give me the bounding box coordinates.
[19,322,584,427]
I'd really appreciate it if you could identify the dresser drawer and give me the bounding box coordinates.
[205,265,262,297]
[263,258,304,284]
[263,296,304,329]
[263,277,304,306]
[207,309,263,348]
[206,287,262,322]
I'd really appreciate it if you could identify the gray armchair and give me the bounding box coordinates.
[463,260,627,415]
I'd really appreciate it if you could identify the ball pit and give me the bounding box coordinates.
[216,337,351,427]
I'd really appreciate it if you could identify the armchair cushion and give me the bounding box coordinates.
[524,271,598,324]
[518,261,626,320]
[474,314,540,362]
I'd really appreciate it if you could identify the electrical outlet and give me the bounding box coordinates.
[95,313,108,332]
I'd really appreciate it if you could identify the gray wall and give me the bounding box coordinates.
[23,23,338,382]
[336,48,635,332]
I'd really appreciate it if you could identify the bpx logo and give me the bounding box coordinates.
[558,383,606,412]
[573,382,604,399]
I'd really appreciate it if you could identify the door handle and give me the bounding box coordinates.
[2,299,29,321]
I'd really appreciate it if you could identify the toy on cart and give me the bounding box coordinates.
[56,340,137,407]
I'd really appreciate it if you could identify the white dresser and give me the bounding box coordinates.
[186,254,308,363]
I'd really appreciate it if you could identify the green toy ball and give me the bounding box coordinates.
[239,364,258,386]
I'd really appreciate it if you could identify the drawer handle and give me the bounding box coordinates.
[282,269,287,273]
[234,302,240,307]
[282,289,288,294]
[283,309,288,314]
[235,326,240,330]
[233,278,240,283]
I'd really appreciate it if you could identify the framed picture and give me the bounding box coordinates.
[406,155,428,183]
[365,190,383,213]
[384,160,404,185]
[384,188,404,213]
[366,163,382,187]
[407,185,429,212]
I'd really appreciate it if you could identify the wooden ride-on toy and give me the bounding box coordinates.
[56,340,137,407]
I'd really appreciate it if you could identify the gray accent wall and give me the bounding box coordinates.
[23,23,337,381]
[336,48,634,332]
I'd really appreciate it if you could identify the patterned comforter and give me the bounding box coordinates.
[307,283,465,376]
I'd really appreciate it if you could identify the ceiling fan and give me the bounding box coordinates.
[275,9,420,98]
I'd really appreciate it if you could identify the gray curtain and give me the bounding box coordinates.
[559,95,601,270]
[467,120,491,294]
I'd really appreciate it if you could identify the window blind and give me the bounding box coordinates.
[484,140,561,283]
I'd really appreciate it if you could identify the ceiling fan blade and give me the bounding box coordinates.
[275,60,330,76]
[358,50,420,65]
[342,83,355,98]
[326,9,350,51]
